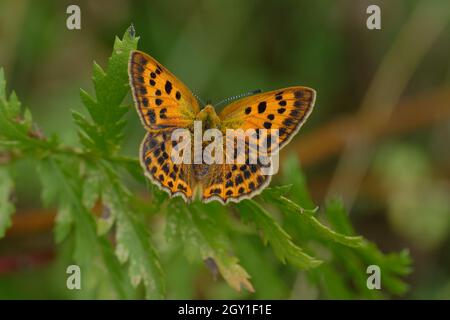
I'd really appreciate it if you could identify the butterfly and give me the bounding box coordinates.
[129,50,316,204]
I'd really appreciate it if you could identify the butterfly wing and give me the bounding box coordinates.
[129,50,200,131]
[130,50,199,201]
[202,163,271,204]
[218,86,316,150]
[141,131,195,201]
[201,86,316,204]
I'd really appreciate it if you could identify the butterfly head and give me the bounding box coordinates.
[196,104,221,129]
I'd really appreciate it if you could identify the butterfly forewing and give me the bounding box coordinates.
[219,86,316,151]
[129,50,200,131]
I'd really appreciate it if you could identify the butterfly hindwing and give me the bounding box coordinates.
[201,134,271,204]
[129,50,200,130]
[141,131,195,201]
[202,163,271,204]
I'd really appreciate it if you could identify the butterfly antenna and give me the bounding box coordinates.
[215,89,262,108]
[193,92,207,107]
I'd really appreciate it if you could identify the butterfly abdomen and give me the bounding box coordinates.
[193,164,210,180]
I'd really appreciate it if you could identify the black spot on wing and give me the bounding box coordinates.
[147,109,156,123]
[235,175,244,185]
[257,102,267,114]
[165,80,173,94]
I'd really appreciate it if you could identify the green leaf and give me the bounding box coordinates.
[166,201,254,292]
[72,26,164,298]
[115,212,165,299]
[38,158,98,263]
[81,163,102,210]
[279,155,352,241]
[54,203,73,243]
[0,69,52,152]
[310,264,354,299]
[261,184,293,198]
[71,110,97,150]
[37,158,134,298]
[0,92,31,145]
[324,200,412,296]
[262,191,365,248]
[281,154,316,210]
[237,200,322,270]
[75,26,138,154]
[232,235,288,298]
[100,162,165,299]
[325,199,355,236]
[0,166,15,238]
[81,163,115,236]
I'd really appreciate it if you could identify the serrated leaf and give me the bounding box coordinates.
[82,162,103,209]
[0,95,30,144]
[75,26,138,154]
[115,211,165,298]
[23,108,33,127]
[322,198,411,295]
[237,200,322,270]
[0,75,49,150]
[38,158,133,298]
[37,160,62,207]
[72,110,98,139]
[7,92,21,118]
[166,203,254,293]
[54,202,73,243]
[282,154,316,210]
[261,184,293,198]
[232,235,288,298]
[310,264,354,299]
[100,162,165,298]
[264,194,365,248]
[325,199,356,236]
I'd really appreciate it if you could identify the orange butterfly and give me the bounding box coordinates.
[129,50,316,204]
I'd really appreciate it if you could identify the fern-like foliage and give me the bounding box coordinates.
[0,26,411,299]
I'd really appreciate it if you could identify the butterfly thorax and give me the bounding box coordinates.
[191,105,221,181]
[195,104,221,130]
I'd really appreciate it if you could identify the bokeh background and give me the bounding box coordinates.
[0,0,449,299]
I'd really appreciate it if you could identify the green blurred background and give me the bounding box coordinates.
[0,0,450,299]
